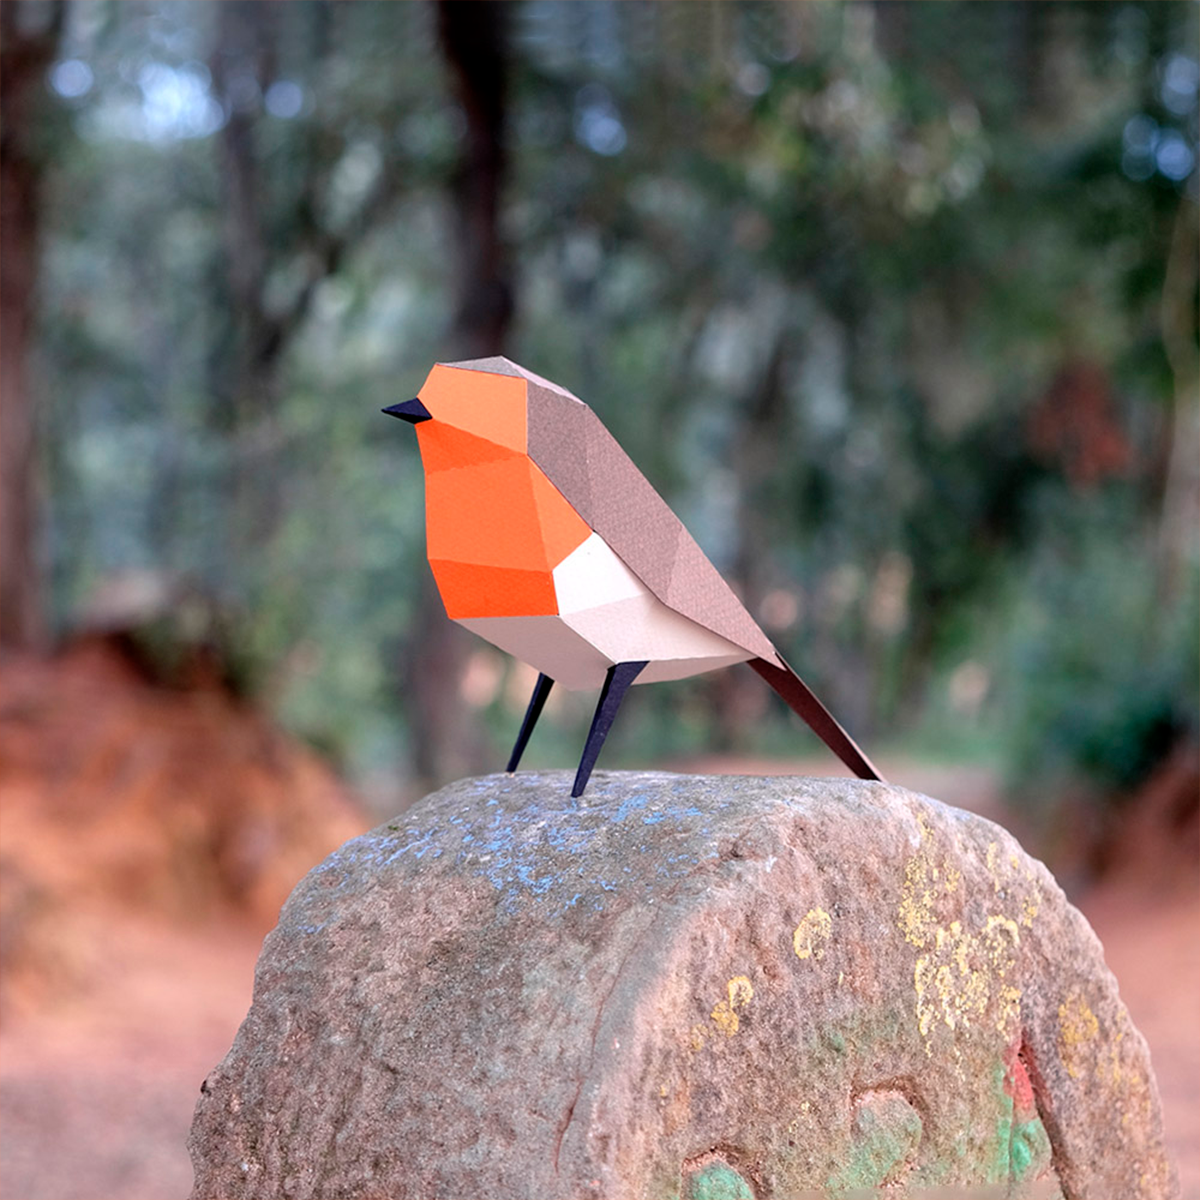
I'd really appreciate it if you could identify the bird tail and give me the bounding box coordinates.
[749,657,884,783]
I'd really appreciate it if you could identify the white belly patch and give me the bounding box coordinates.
[456,532,752,690]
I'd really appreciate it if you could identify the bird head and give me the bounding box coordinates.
[383,361,528,471]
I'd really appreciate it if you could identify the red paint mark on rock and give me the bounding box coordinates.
[1004,1039,1037,1118]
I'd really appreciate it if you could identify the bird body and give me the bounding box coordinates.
[386,356,881,795]
[458,529,753,690]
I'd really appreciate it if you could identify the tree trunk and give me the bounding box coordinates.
[208,0,284,584]
[1155,203,1200,605]
[0,1,63,655]
[437,0,515,357]
[209,2,403,601]
[401,0,514,790]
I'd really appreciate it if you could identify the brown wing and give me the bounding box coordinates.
[521,375,781,665]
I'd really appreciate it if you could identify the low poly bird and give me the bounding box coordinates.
[385,356,882,797]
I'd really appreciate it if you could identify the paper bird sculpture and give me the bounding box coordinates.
[385,357,882,797]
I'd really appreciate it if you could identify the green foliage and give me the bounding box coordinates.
[1003,531,1198,801]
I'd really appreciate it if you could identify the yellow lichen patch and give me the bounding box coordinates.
[912,915,1023,1051]
[914,956,934,1041]
[898,815,938,946]
[727,975,754,1008]
[986,841,1001,892]
[985,913,1020,949]
[900,819,1046,1059]
[689,1023,708,1051]
[793,908,833,960]
[985,839,1042,931]
[710,1001,739,1035]
[898,814,964,948]
[1058,991,1100,1079]
[710,975,755,1037]
[1108,1031,1125,1087]
[997,984,1022,1038]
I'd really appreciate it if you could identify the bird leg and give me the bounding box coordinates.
[572,661,648,798]
[506,672,555,773]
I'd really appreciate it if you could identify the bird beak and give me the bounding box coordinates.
[382,398,432,424]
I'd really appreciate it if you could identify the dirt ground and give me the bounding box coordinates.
[1081,875,1200,1200]
[1,761,1196,1200]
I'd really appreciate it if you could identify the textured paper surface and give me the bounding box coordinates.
[553,533,750,671]
[457,614,611,690]
[415,358,780,671]
[399,355,881,780]
[750,656,882,781]
[523,375,780,664]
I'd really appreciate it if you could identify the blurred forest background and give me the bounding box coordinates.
[5,0,1198,836]
[1,3,1197,1197]
[2,0,1197,839]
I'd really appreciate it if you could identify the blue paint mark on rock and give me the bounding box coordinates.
[286,771,755,923]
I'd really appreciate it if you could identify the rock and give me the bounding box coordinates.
[189,772,1178,1200]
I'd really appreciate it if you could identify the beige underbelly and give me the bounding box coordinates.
[455,532,753,690]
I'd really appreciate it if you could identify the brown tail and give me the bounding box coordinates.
[749,657,884,782]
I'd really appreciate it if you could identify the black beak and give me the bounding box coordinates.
[382,398,432,424]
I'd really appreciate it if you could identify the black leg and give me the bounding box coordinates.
[507,673,555,773]
[572,661,648,798]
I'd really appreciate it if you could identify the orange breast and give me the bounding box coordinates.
[421,449,590,619]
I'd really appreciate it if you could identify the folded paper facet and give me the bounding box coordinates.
[389,356,882,793]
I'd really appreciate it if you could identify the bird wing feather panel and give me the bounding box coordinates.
[526,380,781,665]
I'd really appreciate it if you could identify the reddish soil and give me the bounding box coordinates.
[0,914,264,1200]
[0,644,367,1200]
[1085,877,1200,1200]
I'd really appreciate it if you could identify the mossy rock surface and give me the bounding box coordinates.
[189,771,1177,1199]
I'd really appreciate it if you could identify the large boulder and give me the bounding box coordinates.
[190,772,1177,1199]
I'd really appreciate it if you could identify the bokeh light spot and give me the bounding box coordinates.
[265,80,304,120]
[49,59,94,99]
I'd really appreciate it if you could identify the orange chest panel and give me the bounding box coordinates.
[422,454,591,619]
